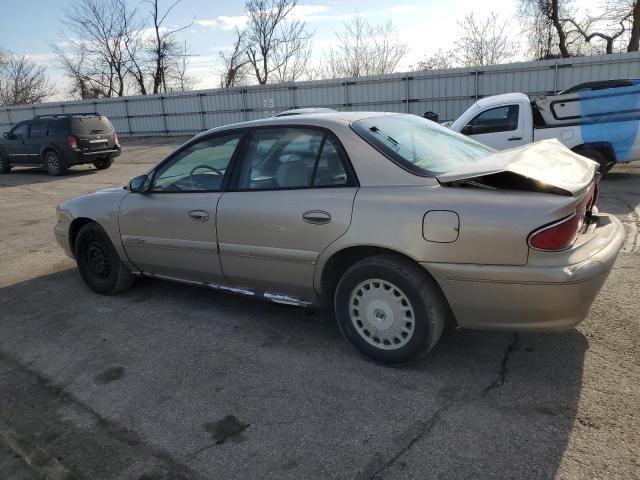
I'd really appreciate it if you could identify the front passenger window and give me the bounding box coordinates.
[152,133,241,192]
[466,105,519,134]
[11,124,28,139]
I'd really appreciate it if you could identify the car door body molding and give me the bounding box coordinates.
[218,242,317,263]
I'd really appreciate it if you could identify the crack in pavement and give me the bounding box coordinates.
[364,333,520,480]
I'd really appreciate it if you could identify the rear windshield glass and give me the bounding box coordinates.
[71,116,114,135]
[351,114,494,176]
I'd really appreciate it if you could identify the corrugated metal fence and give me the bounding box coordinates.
[1,52,639,136]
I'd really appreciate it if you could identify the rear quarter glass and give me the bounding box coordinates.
[71,117,114,135]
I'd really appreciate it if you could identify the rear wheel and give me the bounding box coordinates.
[75,223,133,295]
[0,154,10,174]
[334,255,446,364]
[93,157,113,170]
[44,150,67,176]
[579,148,616,177]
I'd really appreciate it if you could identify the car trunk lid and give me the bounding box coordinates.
[436,139,597,197]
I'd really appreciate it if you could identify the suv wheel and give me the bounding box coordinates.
[75,223,133,295]
[334,255,446,364]
[0,154,10,174]
[45,150,67,176]
[93,157,113,170]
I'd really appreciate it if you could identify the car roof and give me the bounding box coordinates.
[198,111,396,136]
[474,92,530,108]
[274,107,338,117]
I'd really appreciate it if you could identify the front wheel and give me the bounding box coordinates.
[75,223,133,295]
[93,157,113,170]
[334,255,446,364]
[44,150,67,176]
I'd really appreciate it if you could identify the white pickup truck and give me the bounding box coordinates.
[449,86,640,174]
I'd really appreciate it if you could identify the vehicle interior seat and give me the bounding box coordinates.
[276,160,311,187]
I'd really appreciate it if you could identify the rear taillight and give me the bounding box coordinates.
[529,182,598,251]
[113,132,119,145]
[67,135,78,149]
[528,213,581,251]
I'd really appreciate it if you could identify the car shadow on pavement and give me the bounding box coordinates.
[0,269,587,479]
[0,167,100,187]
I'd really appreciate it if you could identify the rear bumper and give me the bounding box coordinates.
[67,146,121,165]
[423,213,625,332]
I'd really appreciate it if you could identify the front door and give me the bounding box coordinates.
[119,132,244,283]
[464,104,525,150]
[217,127,358,301]
[5,122,31,161]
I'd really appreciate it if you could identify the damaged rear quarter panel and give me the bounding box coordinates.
[316,185,579,272]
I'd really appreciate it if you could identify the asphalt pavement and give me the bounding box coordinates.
[0,136,638,479]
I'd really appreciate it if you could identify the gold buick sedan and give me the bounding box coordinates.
[54,112,624,363]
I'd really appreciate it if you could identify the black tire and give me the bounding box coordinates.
[334,254,447,364]
[0,153,10,174]
[44,150,68,176]
[93,157,113,170]
[75,223,133,295]
[579,148,616,177]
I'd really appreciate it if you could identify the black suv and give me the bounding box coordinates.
[0,113,121,176]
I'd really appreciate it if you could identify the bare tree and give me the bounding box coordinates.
[0,52,52,106]
[55,0,133,97]
[219,28,251,88]
[520,0,579,58]
[606,0,640,51]
[146,0,194,94]
[455,12,518,67]
[323,14,408,78]
[412,49,456,71]
[271,28,313,83]
[244,0,314,84]
[165,40,195,92]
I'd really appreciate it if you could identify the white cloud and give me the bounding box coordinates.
[195,15,248,31]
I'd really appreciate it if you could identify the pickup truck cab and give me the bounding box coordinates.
[449,90,640,174]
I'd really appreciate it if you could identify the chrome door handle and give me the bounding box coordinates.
[302,210,331,225]
[188,210,210,222]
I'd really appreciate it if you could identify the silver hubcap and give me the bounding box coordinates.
[47,153,59,172]
[349,279,415,350]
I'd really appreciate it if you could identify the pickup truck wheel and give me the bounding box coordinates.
[93,157,113,170]
[75,223,133,295]
[45,150,68,176]
[0,154,10,174]
[580,149,616,176]
[334,255,446,364]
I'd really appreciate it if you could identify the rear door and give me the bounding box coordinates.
[119,132,244,283]
[24,122,45,163]
[217,127,358,301]
[463,104,525,149]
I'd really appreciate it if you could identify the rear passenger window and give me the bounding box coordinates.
[313,138,347,187]
[237,128,350,190]
[29,123,43,138]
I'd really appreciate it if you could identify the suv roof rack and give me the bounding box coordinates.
[34,112,101,119]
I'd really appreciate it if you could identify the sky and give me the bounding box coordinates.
[0,0,601,98]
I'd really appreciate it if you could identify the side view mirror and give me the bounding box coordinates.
[129,174,151,193]
[2,132,8,138]
[461,125,474,135]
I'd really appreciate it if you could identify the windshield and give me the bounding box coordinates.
[352,114,494,176]
[71,116,114,135]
